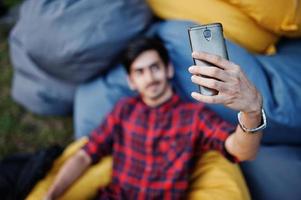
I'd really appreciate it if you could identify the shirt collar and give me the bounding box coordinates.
[137,92,181,112]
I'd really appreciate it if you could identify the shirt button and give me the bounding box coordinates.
[146,166,151,171]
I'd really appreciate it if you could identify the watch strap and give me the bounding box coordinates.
[237,109,267,134]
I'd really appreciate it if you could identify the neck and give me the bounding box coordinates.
[143,85,173,107]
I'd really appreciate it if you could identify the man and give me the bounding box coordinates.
[45,37,265,199]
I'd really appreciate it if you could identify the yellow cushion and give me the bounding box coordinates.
[26,138,113,200]
[225,0,301,37]
[146,0,279,54]
[188,151,250,200]
[27,138,250,200]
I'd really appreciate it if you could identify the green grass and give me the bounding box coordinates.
[3,0,21,7]
[0,34,73,159]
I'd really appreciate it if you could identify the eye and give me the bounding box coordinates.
[150,64,160,72]
[134,68,144,75]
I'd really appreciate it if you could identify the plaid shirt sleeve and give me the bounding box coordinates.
[82,100,123,164]
[196,106,238,162]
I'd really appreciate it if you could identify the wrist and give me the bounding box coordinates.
[244,91,263,116]
[242,109,261,121]
[238,109,267,133]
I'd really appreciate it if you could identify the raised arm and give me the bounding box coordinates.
[188,51,265,161]
[44,150,92,200]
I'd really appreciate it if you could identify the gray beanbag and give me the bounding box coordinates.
[9,0,153,115]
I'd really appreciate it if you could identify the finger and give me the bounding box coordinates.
[192,51,236,70]
[191,75,226,91]
[188,66,230,82]
[191,92,223,104]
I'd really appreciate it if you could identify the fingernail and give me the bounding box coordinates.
[191,92,197,98]
[188,66,193,72]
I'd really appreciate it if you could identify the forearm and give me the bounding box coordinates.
[225,111,263,161]
[45,150,92,200]
[188,52,266,161]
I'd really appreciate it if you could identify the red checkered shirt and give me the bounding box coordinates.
[83,93,236,200]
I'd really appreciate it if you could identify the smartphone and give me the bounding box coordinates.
[188,23,228,96]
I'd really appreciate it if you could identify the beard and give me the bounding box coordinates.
[144,80,170,100]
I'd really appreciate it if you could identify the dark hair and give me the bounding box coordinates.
[122,37,169,74]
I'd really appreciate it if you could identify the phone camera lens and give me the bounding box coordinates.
[203,29,211,40]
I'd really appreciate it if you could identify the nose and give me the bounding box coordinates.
[144,68,156,83]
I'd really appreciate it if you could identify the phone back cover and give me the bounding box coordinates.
[188,23,228,95]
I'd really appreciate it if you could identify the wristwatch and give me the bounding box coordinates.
[237,109,267,134]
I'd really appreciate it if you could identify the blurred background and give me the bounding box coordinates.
[0,0,72,159]
[1,1,301,199]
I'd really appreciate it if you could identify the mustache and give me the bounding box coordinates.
[146,81,161,89]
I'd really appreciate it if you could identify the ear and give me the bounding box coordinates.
[127,76,136,90]
[167,62,174,79]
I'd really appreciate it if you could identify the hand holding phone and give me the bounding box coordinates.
[188,23,228,96]
[187,24,262,116]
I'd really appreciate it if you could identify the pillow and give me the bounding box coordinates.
[26,138,250,200]
[10,39,76,115]
[10,0,153,83]
[146,0,279,54]
[225,0,301,37]
[188,151,250,200]
[241,146,301,200]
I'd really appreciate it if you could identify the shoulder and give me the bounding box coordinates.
[115,96,138,107]
[113,96,139,115]
[173,100,208,121]
[177,99,206,112]
[178,100,221,121]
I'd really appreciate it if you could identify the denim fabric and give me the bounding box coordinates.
[75,20,301,145]
[74,66,133,138]
[255,39,301,144]
[241,145,301,200]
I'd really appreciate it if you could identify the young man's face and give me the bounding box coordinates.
[127,50,173,105]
